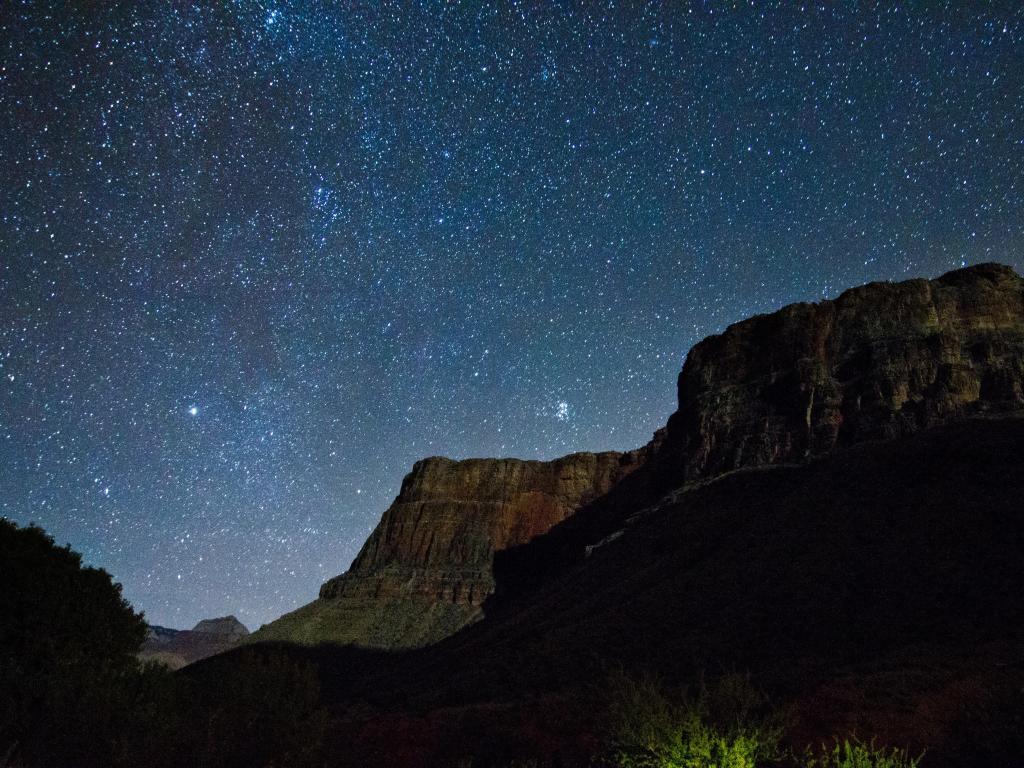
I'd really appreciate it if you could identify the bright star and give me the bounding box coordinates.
[188,406,198,416]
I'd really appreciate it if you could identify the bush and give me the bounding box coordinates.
[606,671,786,768]
[803,739,923,768]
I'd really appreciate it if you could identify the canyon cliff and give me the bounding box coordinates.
[210,264,1024,766]
[658,261,1024,483]
[254,263,1024,650]
[251,450,648,647]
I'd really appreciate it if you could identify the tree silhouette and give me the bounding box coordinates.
[0,518,147,766]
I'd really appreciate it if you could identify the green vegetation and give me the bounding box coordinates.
[606,671,786,768]
[248,589,474,648]
[604,672,926,768]
[803,739,922,768]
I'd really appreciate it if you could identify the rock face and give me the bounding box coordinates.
[232,264,1024,766]
[489,263,1024,608]
[191,615,249,642]
[251,451,644,648]
[256,263,1024,651]
[139,615,249,669]
[658,262,1024,483]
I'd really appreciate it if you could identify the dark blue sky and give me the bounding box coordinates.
[2,1,1022,628]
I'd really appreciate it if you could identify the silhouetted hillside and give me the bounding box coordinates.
[201,416,1024,766]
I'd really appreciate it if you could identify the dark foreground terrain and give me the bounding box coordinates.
[192,415,1024,767]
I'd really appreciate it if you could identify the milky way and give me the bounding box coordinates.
[2,2,1022,629]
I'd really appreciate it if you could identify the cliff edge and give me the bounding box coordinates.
[251,450,646,647]
[254,263,1024,650]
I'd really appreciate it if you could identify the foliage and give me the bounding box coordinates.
[802,739,922,768]
[606,670,786,768]
[0,518,328,768]
[0,517,147,767]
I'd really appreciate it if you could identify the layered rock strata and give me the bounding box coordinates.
[658,262,1024,483]
[256,263,1024,649]
[251,450,645,647]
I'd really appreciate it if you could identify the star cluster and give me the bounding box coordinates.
[2,2,1022,628]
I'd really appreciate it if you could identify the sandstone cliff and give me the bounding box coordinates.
[251,450,645,647]
[658,262,1024,483]
[493,262,1024,606]
[256,263,1024,650]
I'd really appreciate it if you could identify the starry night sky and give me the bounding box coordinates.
[2,2,1022,630]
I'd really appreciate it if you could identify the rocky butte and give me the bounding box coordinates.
[140,615,249,669]
[658,260,1024,483]
[253,263,1024,650]
[251,450,651,647]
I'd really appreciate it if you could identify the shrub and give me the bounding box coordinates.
[606,671,786,768]
[803,739,923,768]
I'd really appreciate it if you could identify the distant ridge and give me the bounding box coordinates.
[140,615,248,669]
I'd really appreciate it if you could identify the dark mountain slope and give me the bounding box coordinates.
[437,415,1024,698]
[200,263,1024,765]
[200,416,1024,766]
